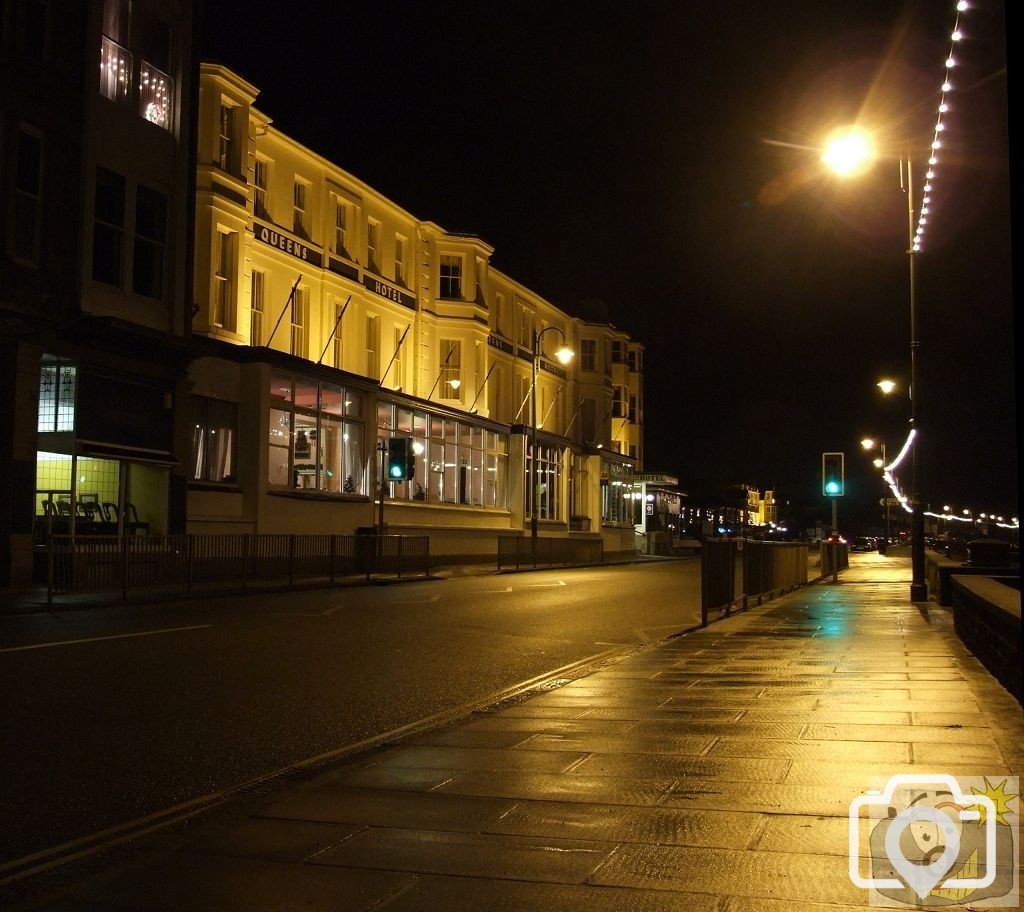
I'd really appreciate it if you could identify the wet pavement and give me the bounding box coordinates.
[13,553,1024,910]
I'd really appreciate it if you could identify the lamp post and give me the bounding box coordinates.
[822,128,927,601]
[861,437,890,546]
[530,326,573,560]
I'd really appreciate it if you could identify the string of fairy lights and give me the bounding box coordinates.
[912,0,969,253]
[870,2,1018,532]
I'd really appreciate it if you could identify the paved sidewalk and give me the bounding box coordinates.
[20,554,1024,910]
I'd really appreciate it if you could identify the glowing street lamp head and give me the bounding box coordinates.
[877,378,897,395]
[861,437,876,451]
[821,127,876,177]
[554,344,574,365]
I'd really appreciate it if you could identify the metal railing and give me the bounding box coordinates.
[700,539,813,626]
[497,536,603,570]
[46,533,431,603]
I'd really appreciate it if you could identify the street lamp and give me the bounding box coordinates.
[530,326,574,559]
[822,128,927,601]
[861,437,891,546]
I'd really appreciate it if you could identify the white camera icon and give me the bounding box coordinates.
[849,773,998,898]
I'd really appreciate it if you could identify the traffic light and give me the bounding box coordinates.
[822,451,845,497]
[386,437,415,481]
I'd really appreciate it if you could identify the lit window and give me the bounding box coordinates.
[254,158,270,219]
[218,104,234,172]
[37,358,77,433]
[211,230,236,328]
[439,255,462,298]
[366,220,379,272]
[293,179,308,238]
[332,197,348,256]
[394,235,407,285]
[98,1,173,132]
[366,315,379,379]
[290,287,306,357]
[191,396,237,483]
[249,270,265,345]
[439,340,461,399]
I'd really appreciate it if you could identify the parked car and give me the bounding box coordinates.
[851,536,877,552]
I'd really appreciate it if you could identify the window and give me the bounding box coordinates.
[98,0,173,132]
[601,458,633,524]
[37,358,76,432]
[249,270,265,345]
[439,340,461,399]
[365,315,379,380]
[293,179,308,238]
[20,0,50,61]
[132,185,167,298]
[253,158,269,219]
[612,386,626,418]
[487,364,503,418]
[439,255,462,298]
[191,396,237,483]
[290,287,306,357]
[92,167,125,286]
[332,196,348,256]
[267,374,366,494]
[379,405,508,508]
[99,35,131,105]
[580,339,596,372]
[218,104,234,172]
[13,128,43,264]
[366,220,379,272]
[332,300,345,368]
[394,234,406,285]
[527,444,564,521]
[494,292,506,336]
[211,230,236,328]
[611,340,626,363]
[517,305,532,348]
[628,394,637,423]
[390,326,405,389]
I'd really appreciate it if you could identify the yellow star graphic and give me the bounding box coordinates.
[971,777,1018,827]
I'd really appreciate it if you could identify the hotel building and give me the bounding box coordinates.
[187,64,644,559]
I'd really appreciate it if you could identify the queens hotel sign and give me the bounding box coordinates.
[254,220,322,267]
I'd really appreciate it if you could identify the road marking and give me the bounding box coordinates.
[526,580,567,588]
[0,625,213,653]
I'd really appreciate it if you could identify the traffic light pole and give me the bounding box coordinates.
[377,440,386,535]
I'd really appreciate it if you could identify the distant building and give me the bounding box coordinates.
[0,0,199,587]
[185,64,645,559]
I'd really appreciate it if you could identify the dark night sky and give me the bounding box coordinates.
[200,1,1016,529]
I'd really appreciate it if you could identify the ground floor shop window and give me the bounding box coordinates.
[526,443,565,522]
[191,396,237,483]
[34,451,165,539]
[601,457,634,524]
[377,404,508,508]
[267,373,367,494]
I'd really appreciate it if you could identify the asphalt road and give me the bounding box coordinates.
[0,559,701,866]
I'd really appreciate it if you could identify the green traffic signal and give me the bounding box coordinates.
[822,451,845,497]
[386,437,416,481]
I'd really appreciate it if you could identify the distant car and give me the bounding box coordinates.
[851,536,876,552]
[826,533,847,545]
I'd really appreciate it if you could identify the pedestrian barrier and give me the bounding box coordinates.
[46,533,431,603]
[497,535,603,570]
[700,539,812,626]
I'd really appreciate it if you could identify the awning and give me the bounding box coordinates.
[76,440,179,466]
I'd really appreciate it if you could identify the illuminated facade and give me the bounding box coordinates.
[1,0,198,587]
[188,64,645,558]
